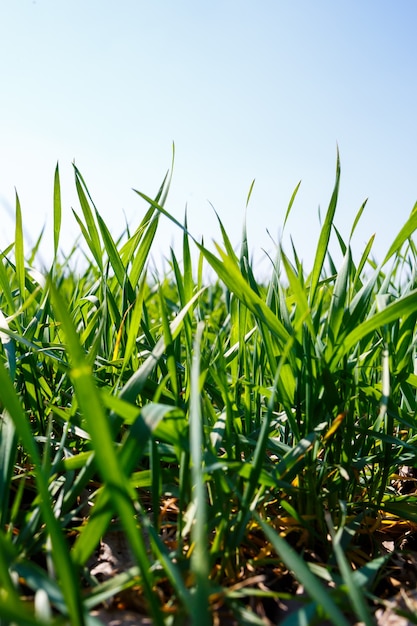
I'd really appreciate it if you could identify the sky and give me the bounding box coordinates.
[1,1,417,275]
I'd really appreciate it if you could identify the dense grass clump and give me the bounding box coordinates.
[1,155,417,625]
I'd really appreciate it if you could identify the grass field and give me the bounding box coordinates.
[1,155,417,625]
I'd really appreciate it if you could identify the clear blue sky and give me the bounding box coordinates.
[1,1,417,273]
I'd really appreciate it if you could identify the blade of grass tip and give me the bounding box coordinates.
[133,189,194,241]
[14,189,25,300]
[349,198,368,241]
[159,140,175,207]
[211,204,239,263]
[0,361,85,625]
[239,179,255,264]
[382,200,417,266]
[309,148,341,303]
[182,210,193,303]
[352,233,375,289]
[283,180,302,230]
[53,162,62,260]
[189,321,211,626]
[73,165,103,272]
[254,512,351,626]
[134,142,175,212]
[50,284,164,626]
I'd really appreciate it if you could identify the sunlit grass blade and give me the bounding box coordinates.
[49,283,164,626]
[14,190,25,299]
[128,215,159,288]
[349,198,368,240]
[309,148,340,302]
[119,272,147,375]
[53,162,62,259]
[333,289,417,363]
[73,165,103,271]
[189,321,211,625]
[95,209,128,291]
[383,200,417,265]
[283,179,302,229]
[198,242,291,346]
[71,398,173,566]
[0,360,85,625]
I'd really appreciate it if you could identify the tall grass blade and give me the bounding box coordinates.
[14,190,25,299]
[309,149,340,302]
[0,361,85,625]
[50,284,164,626]
[189,321,211,625]
[383,200,417,265]
[73,165,103,271]
[53,162,62,259]
[326,511,374,625]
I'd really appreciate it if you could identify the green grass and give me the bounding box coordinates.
[1,153,417,625]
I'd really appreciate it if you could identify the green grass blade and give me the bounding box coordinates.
[189,321,211,625]
[333,289,417,363]
[128,215,159,288]
[0,309,16,380]
[15,190,25,299]
[50,284,164,626]
[73,166,103,271]
[349,198,368,240]
[0,411,18,527]
[72,399,171,566]
[0,360,85,625]
[326,511,374,625]
[198,242,291,346]
[383,200,417,265]
[118,287,206,405]
[53,163,62,259]
[309,150,340,302]
[95,209,128,290]
[120,273,147,375]
[255,513,351,626]
[283,180,302,229]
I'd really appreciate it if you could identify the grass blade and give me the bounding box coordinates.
[255,513,351,626]
[189,321,211,625]
[53,163,62,259]
[0,360,85,625]
[309,149,340,302]
[15,190,25,299]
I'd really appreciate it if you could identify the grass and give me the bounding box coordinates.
[1,152,417,625]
